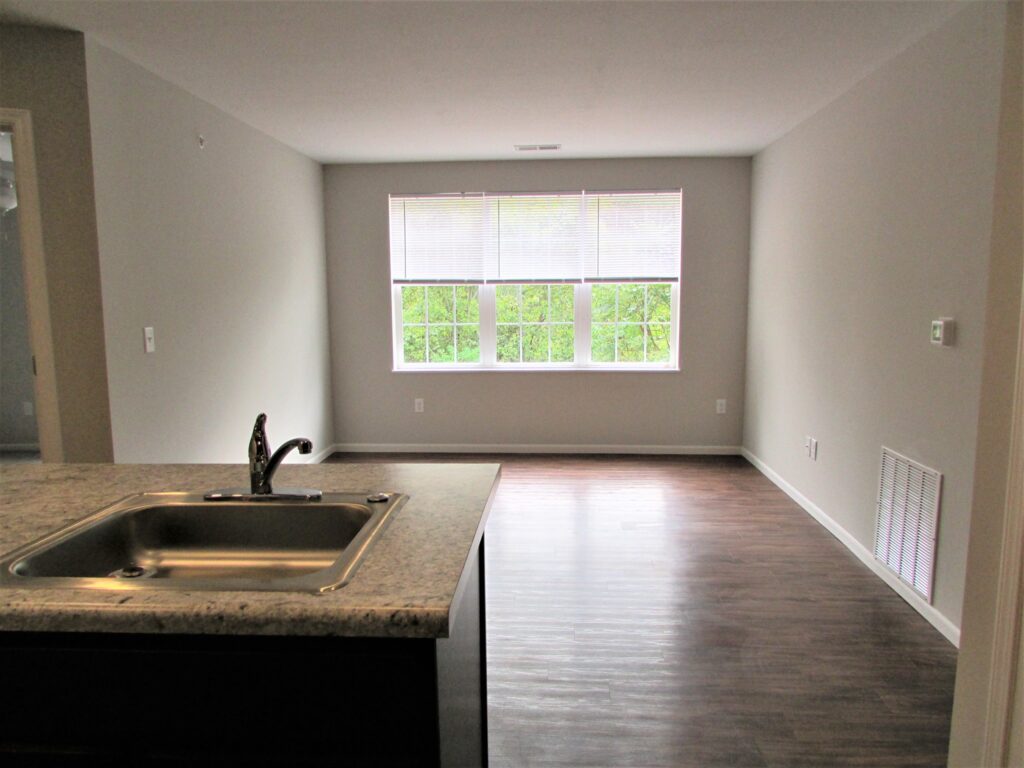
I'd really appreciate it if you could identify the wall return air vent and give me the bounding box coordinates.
[873,447,942,604]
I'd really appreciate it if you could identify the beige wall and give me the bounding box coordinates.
[86,40,334,463]
[324,158,750,450]
[743,4,1007,632]
[0,25,113,461]
[948,2,1023,763]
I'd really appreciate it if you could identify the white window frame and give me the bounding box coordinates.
[389,189,682,372]
[391,281,679,372]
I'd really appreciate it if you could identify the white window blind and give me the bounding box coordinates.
[590,192,682,280]
[495,194,587,282]
[391,194,487,282]
[389,190,681,283]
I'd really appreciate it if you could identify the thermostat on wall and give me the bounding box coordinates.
[930,318,955,347]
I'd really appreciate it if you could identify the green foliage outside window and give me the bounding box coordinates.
[401,285,480,363]
[400,282,671,366]
[496,285,574,363]
[591,283,672,363]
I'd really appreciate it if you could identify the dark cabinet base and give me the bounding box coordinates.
[0,541,486,767]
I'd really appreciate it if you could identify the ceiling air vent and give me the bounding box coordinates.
[874,447,942,603]
[514,144,561,152]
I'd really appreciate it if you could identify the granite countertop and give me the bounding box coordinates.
[0,462,499,639]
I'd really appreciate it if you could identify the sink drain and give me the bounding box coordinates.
[109,565,155,579]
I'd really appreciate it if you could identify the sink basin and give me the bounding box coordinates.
[0,492,407,594]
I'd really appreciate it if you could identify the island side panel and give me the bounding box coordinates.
[436,534,486,768]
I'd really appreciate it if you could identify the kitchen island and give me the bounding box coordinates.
[0,461,500,766]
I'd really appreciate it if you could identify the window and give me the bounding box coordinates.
[389,190,681,370]
[400,285,480,363]
[591,283,673,363]
[496,284,575,363]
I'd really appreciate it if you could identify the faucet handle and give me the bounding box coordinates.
[249,412,270,467]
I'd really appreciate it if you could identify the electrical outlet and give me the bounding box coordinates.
[414,398,424,413]
[716,399,727,415]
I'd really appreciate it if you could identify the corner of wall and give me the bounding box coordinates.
[0,24,114,462]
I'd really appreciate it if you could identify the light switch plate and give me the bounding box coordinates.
[144,326,156,353]
[930,318,955,346]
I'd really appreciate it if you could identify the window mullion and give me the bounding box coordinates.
[575,283,592,367]
[614,285,620,363]
[479,285,497,364]
[517,286,524,363]
[546,287,552,363]
[642,284,649,363]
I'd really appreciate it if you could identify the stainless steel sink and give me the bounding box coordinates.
[0,492,407,593]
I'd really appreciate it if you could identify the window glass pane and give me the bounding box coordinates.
[550,285,574,322]
[456,326,480,362]
[398,281,672,366]
[403,326,426,363]
[497,325,521,362]
[428,325,455,362]
[585,283,673,365]
[647,284,671,322]
[592,323,616,362]
[521,286,548,323]
[402,286,426,324]
[618,284,645,323]
[618,324,644,362]
[496,285,520,323]
[522,325,548,363]
[551,325,574,362]
[647,323,671,362]
[591,285,616,323]
[454,286,479,323]
[427,286,454,323]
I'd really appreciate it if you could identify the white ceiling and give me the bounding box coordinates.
[0,1,962,163]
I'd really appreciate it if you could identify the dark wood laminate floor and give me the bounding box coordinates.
[328,454,957,768]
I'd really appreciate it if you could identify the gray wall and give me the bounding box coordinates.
[0,205,38,446]
[86,40,334,463]
[0,25,113,462]
[324,158,750,450]
[743,3,1008,632]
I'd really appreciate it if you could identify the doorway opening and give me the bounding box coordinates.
[0,128,39,463]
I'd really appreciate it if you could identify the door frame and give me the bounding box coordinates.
[1,108,63,462]
[979,278,1024,764]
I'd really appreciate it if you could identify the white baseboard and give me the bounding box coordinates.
[0,443,40,452]
[324,442,742,456]
[741,448,960,647]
